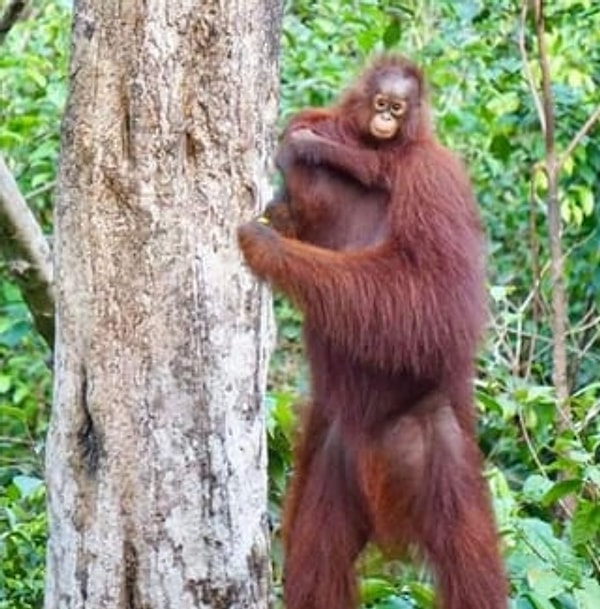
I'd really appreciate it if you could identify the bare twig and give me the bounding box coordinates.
[518,2,545,133]
[580,400,600,432]
[25,179,57,202]
[524,167,544,377]
[0,0,26,44]
[0,155,55,347]
[558,105,600,171]
[531,0,571,428]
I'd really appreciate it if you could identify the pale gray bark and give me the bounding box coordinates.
[0,155,54,346]
[45,1,281,607]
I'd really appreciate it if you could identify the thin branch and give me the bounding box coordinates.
[532,0,571,428]
[0,155,55,347]
[558,104,600,171]
[519,0,546,134]
[0,0,26,44]
[580,401,600,432]
[524,166,544,377]
[25,179,57,202]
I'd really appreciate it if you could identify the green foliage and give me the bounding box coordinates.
[281,0,388,115]
[0,0,70,229]
[0,477,46,609]
[0,282,50,609]
[479,381,600,609]
[0,282,50,473]
[1,2,67,605]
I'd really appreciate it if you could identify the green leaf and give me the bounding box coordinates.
[525,592,557,609]
[487,91,520,116]
[574,578,600,609]
[541,479,582,507]
[0,374,12,393]
[579,188,594,216]
[405,581,434,606]
[383,19,401,49]
[0,405,26,421]
[584,464,600,487]
[360,577,396,604]
[517,518,583,584]
[475,390,502,414]
[526,568,566,599]
[13,475,44,499]
[265,391,296,436]
[522,475,553,504]
[571,500,600,546]
[490,134,511,161]
[0,319,32,348]
[514,597,536,609]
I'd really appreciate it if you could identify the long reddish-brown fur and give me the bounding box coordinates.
[239,54,507,609]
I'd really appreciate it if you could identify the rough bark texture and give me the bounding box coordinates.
[45,1,281,608]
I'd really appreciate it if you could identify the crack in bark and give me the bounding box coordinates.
[76,566,89,603]
[198,579,238,609]
[123,540,141,609]
[77,366,104,476]
[247,537,270,602]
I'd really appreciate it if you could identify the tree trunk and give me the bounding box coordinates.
[45,1,281,607]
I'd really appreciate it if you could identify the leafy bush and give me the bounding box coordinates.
[0,477,46,609]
